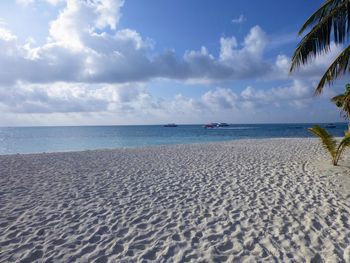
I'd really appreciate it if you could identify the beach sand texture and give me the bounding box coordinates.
[1,138,350,262]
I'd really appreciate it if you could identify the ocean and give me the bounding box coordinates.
[0,123,348,155]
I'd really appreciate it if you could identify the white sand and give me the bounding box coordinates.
[1,138,350,262]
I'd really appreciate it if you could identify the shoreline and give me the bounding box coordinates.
[0,137,323,156]
[0,123,348,155]
[1,138,350,262]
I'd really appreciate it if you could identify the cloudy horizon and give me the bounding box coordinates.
[0,0,346,126]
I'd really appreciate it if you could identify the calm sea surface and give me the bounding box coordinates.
[0,123,348,155]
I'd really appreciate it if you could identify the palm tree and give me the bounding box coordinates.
[331,83,350,132]
[290,0,350,95]
[309,125,350,165]
[331,85,350,115]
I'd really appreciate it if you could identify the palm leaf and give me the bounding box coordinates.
[299,0,345,34]
[331,84,350,119]
[315,44,350,95]
[291,0,350,72]
[335,133,350,163]
[331,94,345,102]
[308,125,338,161]
[331,94,345,106]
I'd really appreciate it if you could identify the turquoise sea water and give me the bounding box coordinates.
[0,123,348,155]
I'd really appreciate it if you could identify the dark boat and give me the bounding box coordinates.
[163,123,178,127]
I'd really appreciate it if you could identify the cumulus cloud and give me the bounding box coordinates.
[240,80,311,102]
[218,26,269,79]
[240,80,313,109]
[199,79,314,112]
[49,0,124,50]
[0,78,341,126]
[16,0,35,6]
[168,80,333,122]
[0,27,17,42]
[95,0,124,30]
[6,0,343,86]
[1,0,343,125]
[0,0,314,86]
[0,82,154,114]
[0,80,312,114]
[0,78,316,115]
[202,88,238,110]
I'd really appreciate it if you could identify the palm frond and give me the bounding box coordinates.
[331,94,345,102]
[299,0,345,34]
[308,125,338,160]
[315,44,350,95]
[339,133,350,148]
[331,84,350,120]
[290,0,350,72]
[335,133,350,163]
[331,94,345,107]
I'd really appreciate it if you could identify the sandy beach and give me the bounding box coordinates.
[1,138,350,262]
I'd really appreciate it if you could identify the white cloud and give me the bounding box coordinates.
[49,0,125,50]
[0,82,153,114]
[95,0,124,30]
[16,0,35,6]
[240,80,312,109]
[202,88,238,109]
[0,6,297,86]
[217,26,269,79]
[0,79,315,114]
[243,26,267,56]
[0,26,17,42]
[1,0,345,125]
[8,0,342,87]
[46,0,65,5]
[232,14,246,24]
[219,37,238,60]
[270,42,344,82]
[0,79,342,126]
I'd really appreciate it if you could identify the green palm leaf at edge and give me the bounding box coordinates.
[335,133,350,163]
[331,94,345,103]
[315,45,350,95]
[298,0,344,35]
[290,0,350,95]
[290,0,350,72]
[308,125,337,161]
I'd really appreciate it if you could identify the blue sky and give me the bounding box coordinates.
[0,0,346,126]
[121,1,314,54]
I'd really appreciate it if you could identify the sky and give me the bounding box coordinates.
[0,0,347,126]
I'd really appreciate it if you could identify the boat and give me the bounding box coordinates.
[217,123,229,127]
[204,123,215,128]
[325,123,336,128]
[163,123,178,127]
[204,122,230,128]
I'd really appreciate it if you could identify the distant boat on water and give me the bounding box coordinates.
[163,123,178,127]
[204,123,215,128]
[204,122,230,128]
[325,123,336,128]
[217,123,230,127]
